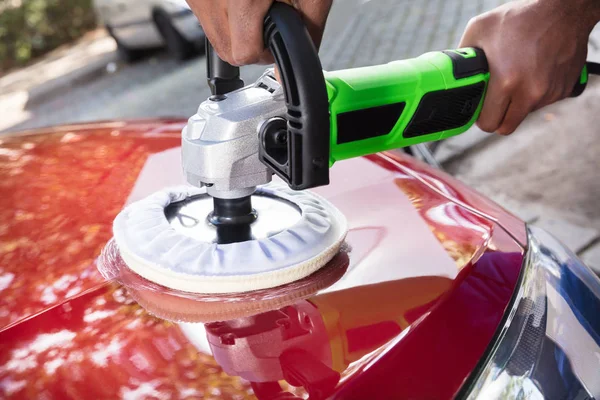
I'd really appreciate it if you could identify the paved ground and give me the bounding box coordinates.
[1,0,599,270]
[1,0,506,133]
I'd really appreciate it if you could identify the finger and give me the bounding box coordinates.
[563,62,585,99]
[476,74,512,133]
[496,98,532,135]
[274,66,281,82]
[457,14,510,132]
[254,0,298,65]
[188,0,232,63]
[534,73,559,111]
[227,0,273,66]
[270,0,333,79]
[294,0,333,49]
[458,14,486,48]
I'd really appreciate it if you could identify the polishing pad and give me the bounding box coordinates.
[112,183,347,294]
[98,239,349,322]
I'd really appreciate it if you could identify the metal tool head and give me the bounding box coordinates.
[182,2,330,203]
[182,70,286,199]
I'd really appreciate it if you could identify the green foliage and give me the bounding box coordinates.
[0,0,97,72]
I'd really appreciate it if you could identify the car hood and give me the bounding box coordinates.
[0,120,526,399]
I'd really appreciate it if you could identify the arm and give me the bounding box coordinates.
[460,0,600,135]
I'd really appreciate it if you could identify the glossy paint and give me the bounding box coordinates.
[0,120,526,399]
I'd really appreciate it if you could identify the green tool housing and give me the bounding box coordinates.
[325,48,490,164]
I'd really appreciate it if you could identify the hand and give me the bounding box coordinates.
[186,0,333,66]
[459,0,600,135]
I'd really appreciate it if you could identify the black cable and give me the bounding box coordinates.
[587,61,600,76]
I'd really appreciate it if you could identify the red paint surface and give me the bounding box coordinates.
[0,120,184,330]
[333,250,523,399]
[0,120,525,399]
[0,284,253,399]
[346,321,403,354]
[374,152,527,247]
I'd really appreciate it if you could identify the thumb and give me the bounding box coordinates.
[458,16,484,48]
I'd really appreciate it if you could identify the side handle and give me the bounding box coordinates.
[258,2,330,190]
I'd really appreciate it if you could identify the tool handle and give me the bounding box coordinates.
[258,2,330,190]
[571,64,588,97]
[571,61,600,97]
[205,39,244,96]
[326,48,591,164]
[326,48,489,163]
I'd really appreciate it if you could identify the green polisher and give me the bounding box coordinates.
[110,2,593,296]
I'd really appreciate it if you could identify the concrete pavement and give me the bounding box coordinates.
[2,0,507,133]
[0,29,117,132]
[319,0,507,70]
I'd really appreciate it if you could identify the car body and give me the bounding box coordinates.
[0,120,599,399]
[93,0,205,61]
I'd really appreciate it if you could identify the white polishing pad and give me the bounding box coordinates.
[112,183,347,294]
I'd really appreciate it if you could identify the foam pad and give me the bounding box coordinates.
[112,183,347,294]
[98,238,350,323]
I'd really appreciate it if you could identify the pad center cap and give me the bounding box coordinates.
[165,193,302,244]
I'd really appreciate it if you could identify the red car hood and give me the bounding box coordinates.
[0,120,526,399]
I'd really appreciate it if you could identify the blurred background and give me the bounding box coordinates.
[1,0,599,271]
[0,0,97,72]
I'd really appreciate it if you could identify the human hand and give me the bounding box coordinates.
[185,0,333,66]
[460,0,600,135]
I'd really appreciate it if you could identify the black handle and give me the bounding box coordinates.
[205,39,244,96]
[571,61,600,97]
[258,2,330,190]
[442,48,489,79]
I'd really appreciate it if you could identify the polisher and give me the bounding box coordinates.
[111,3,592,295]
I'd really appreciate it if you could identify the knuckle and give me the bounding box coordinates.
[211,40,234,64]
[496,122,516,136]
[560,87,572,100]
[257,50,275,65]
[477,120,497,133]
[231,49,259,66]
[466,11,496,30]
[464,17,481,36]
[461,13,494,46]
[231,38,264,66]
[465,16,477,29]
[499,73,519,93]
[546,86,561,102]
[550,89,565,104]
[526,81,548,104]
[221,53,236,65]
[466,15,483,29]
[497,129,513,136]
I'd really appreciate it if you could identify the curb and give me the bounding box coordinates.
[25,51,118,108]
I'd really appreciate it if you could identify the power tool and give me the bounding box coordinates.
[110,3,592,296]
